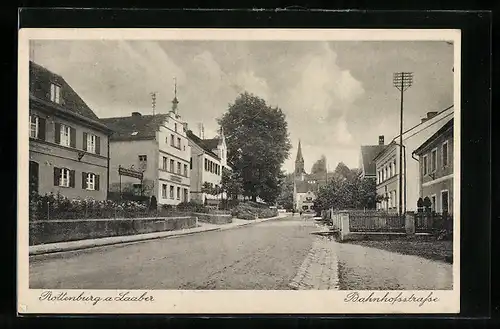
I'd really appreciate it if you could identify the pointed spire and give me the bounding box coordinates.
[171,77,179,113]
[296,139,303,162]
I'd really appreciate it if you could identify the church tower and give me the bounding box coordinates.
[294,140,306,181]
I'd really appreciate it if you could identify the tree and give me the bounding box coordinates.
[219,92,292,202]
[220,167,243,201]
[277,173,294,210]
[311,155,327,174]
[313,164,378,211]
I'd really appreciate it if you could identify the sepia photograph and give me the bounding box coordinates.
[18,28,460,314]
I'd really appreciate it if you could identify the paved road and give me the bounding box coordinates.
[30,216,318,290]
[29,215,453,290]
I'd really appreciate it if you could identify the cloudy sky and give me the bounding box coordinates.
[30,40,453,173]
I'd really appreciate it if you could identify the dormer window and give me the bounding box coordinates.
[50,83,61,104]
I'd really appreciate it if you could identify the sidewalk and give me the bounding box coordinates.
[29,214,285,256]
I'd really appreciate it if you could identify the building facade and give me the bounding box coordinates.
[413,118,454,214]
[102,94,191,206]
[373,106,454,213]
[29,61,112,200]
[187,129,230,205]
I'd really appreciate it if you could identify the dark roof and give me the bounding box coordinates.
[413,118,453,155]
[360,145,386,176]
[30,61,99,122]
[186,130,220,160]
[202,138,219,152]
[101,114,169,141]
[29,61,110,131]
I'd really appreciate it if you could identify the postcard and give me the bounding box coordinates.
[18,28,460,314]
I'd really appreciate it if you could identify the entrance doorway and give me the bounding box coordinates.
[29,161,39,195]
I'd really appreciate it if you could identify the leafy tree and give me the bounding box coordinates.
[311,155,327,174]
[220,167,243,201]
[277,173,294,210]
[219,92,292,202]
[313,165,378,211]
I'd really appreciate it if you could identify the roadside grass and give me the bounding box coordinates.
[345,239,453,264]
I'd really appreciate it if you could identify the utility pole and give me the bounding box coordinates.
[393,72,413,216]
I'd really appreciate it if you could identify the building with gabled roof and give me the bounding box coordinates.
[187,128,231,205]
[373,105,454,213]
[102,87,191,205]
[29,61,113,201]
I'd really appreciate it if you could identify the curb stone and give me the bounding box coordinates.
[29,215,283,256]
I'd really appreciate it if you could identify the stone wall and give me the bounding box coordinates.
[29,216,197,245]
[193,212,233,225]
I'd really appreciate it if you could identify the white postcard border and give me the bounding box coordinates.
[18,28,461,314]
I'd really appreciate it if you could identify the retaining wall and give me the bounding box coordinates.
[29,216,197,245]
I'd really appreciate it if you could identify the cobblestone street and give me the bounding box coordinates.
[30,215,453,290]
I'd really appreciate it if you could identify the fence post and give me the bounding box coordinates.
[340,211,350,241]
[405,211,415,235]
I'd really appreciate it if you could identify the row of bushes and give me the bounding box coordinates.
[29,193,197,221]
[230,203,278,220]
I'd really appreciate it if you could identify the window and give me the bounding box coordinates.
[29,114,39,138]
[170,134,175,146]
[184,164,188,176]
[170,185,174,199]
[85,133,97,153]
[441,190,449,213]
[190,157,193,170]
[431,195,437,212]
[54,168,74,188]
[174,123,177,132]
[431,149,437,173]
[177,137,181,148]
[177,162,181,174]
[165,136,168,144]
[83,172,97,190]
[162,157,168,170]
[50,83,61,103]
[184,188,188,202]
[442,141,449,167]
[60,124,71,147]
[423,155,428,175]
[170,159,175,172]
[177,187,181,200]
[162,184,167,199]
[205,159,208,171]
[138,155,147,171]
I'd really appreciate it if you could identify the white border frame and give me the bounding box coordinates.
[18,28,461,315]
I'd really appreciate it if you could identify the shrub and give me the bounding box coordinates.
[230,202,277,220]
[176,201,209,213]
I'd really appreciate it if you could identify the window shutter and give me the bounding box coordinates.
[53,167,60,186]
[95,175,100,191]
[82,132,87,151]
[38,117,46,141]
[54,123,61,144]
[70,127,76,148]
[96,136,101,155]
[69,170,75,188]
[82,172,87,189]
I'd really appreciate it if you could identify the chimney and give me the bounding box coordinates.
[426,111,438,119]
[132,112,142,117]
[378,135,384,145]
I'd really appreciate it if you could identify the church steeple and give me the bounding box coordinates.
[171,77,179,114]
[294,139,305,178]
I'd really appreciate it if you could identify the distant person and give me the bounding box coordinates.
[299,210,303,217]
[292,209,295,216]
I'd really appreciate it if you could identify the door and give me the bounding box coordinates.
[29,161,39,195]
[441,190,449,213]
